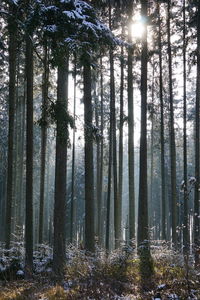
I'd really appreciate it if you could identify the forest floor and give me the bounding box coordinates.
[0,242,200,300]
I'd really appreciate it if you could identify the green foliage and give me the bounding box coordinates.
[37,100,74,145]
[85,123,103,143]
[39,0,118,66]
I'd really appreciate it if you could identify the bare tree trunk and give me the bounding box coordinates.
[25,27,34,278]
[167,0,177,248]
[108,1,121,249]
[39,41,49,244]
[98,57,104,246]
[70,58,77,244]
[118,27,124,243]
[53,60,68,279]
[149,60,155,232]
[106,121,112,251]
[137,0,153,280]
[127,4,135,243]
[84,62,95,252]
[158,3,166,241]
[194,0,200,267]
[182,0,189,254]
[138,0,149,247]
[5,3,17,249]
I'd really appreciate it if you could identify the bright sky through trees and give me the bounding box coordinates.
[131,20,145,39]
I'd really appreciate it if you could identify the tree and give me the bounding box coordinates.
[118,27,124,244]
[83,61,95,252]
[138,0,149,247]
[167,0,177,248]
[25,1,34,277]
[182,0,189,253]
[109,0,121,249]
[53,59,69,279]
[98,57,104,246]
[194,0,200,266]
[137,0,153,280]
[70,57,77,244]
[127,1,135,242]
[158,2,166,241]
[39,40,49,244]
[5,1,18,249]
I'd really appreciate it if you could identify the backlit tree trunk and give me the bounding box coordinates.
[84,62,95,252]
[5,3,17,249]
[39,41,49,244]
[167,0,177,248]
[128,3,135,242]
[53,60,68,278]
[194,0,200,267]
[25,22,34,278]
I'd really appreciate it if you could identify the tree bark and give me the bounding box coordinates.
[194,0,200,267]
[5,3,17,249]
[39,41,49,244]
[127,4,135,242]
[167,0,177,248]
[183,0,189,254]
[108,1,121,249]
[84,63,95,252]
[138,0,149,247]
[70,58,77,244]
[137,0,153,280]
[118,28,124,243]
[53,60,68,279]
[98,57,104,246]
[25,29,34,278]
[158,3,166,241]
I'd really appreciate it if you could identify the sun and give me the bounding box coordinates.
[131,21,145,39]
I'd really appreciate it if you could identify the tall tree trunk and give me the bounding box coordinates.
[95,83,101,242]
[138,0,149,247]
[94,81,100,237]
[70,59,76,244]
[183,0,188,253]
[118,27,124,243]
[149,61,155,232]
[25,27,34,278]
[0,164,6,241]
[106,120,112,251]
[194,0,200,267]
[137,0,153,280]
[5,3,17,249]
[108,0,121,249]
[84,62,95,252]
[127,4,135,243]
[19,82,26,229]
[39,41,49,244]
[53,60,68,278]
[158,3,166,241]
[167,0,177,248]
[98,57,104,246]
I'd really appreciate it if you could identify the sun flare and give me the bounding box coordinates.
[131,22,145,39]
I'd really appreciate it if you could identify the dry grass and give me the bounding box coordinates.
[0,245,199,299]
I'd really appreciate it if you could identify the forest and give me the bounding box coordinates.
[0,0,200,299]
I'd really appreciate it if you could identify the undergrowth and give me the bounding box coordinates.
[0,242,199,299]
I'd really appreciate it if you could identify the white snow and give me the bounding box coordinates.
[16,270,24,276]
[44,25,57,32]
[168,294,179,299]
[157,283,166,289]
[188,177,196,184]
[63,11,75,19]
